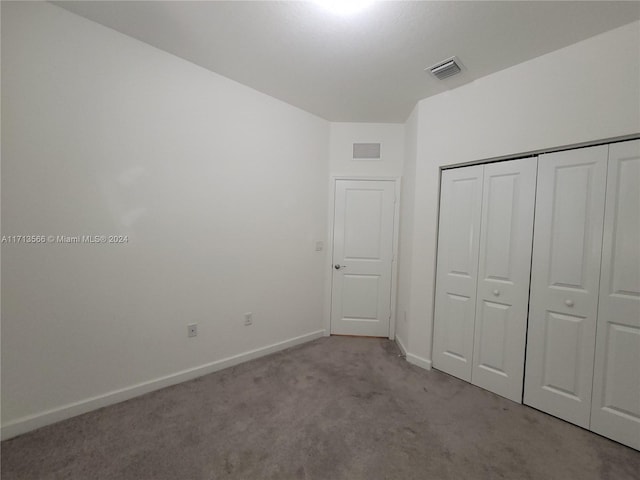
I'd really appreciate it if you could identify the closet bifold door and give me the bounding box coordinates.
[590,139,640,450]
[524,145,608,428]
[471,158,537,403]
[433,165,484,382]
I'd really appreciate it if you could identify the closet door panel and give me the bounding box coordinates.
[433,166,484,381]
[591,139,640,450]
[524,145,608,428]
[472,158,537,403]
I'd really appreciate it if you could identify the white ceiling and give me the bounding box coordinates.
[55,1,640,123]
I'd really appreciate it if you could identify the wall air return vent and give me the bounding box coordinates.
[353,143,381,160]
[427,56,462,80]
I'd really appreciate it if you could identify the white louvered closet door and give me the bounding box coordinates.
[524,145,608,428]
[432,165,484,382]
[590,139,640,450]
[471,158,537,403]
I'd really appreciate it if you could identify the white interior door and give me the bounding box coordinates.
[330,180,396,337]
[471,158,537,403]
[524,145,608,428]
[590,139,640,450]
[433,166,484,382]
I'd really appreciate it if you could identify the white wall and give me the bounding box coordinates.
[394,109,417,352]
[402,20,640,363]
[1,2,329,437]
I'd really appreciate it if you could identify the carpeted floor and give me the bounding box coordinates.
[1,336,638,479]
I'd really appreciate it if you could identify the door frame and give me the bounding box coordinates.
[323,176,402,339]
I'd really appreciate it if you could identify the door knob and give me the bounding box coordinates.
[493,289,500,296]
[565,299,574,307]
[334,264,346,270]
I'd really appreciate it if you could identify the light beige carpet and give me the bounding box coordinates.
[2,336,638,479]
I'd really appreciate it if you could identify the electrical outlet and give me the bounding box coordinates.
[244,312,253,326]
[188,323,198,337]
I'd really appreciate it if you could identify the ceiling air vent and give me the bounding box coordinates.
[427,56,462,80]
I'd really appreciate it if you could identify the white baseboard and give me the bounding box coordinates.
[406,352,432,370]
[394,335,432,370]
[395,335,407,356]
[1,329,325,440]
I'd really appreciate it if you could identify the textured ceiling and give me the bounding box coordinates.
[55,1,640,122]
